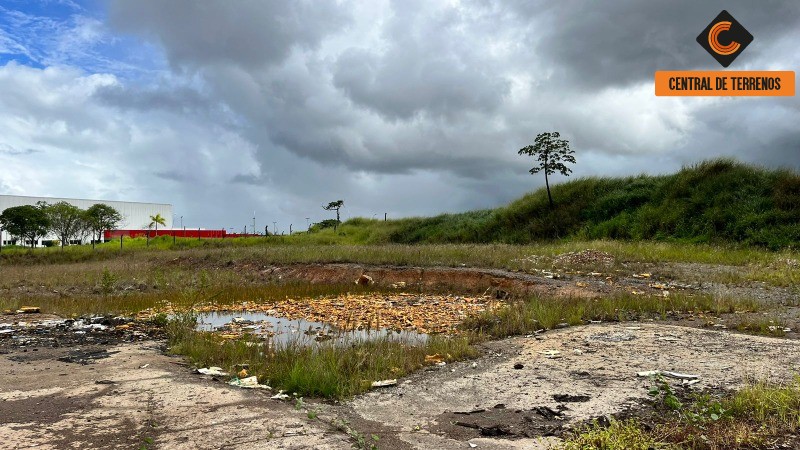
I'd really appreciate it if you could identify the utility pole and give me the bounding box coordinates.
[272,222,277,235]
[265,225,268,236]
[253,211,256,236]
[289,224,292,234]
[385,213,387,221]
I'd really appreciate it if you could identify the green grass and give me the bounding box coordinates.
[461,292,759,339]
[166,314,477,399]
[561,378,800,449]
[382,159,800,249]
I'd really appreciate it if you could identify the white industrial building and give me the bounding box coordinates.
[0,195,172,246]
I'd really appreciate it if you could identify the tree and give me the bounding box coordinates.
[322,200,344,231]
[147,213,166,245]
[0,205,50,248]
[85,204,123,250]
[45,201,85,249]
[518,132,576,208]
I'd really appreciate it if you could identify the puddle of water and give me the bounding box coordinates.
[195,311,427,346]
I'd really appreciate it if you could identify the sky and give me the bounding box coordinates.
[0,0,798,231]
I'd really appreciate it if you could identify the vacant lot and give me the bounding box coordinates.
[1,242,799,449]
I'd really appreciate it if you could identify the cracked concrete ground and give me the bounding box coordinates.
[0,343,351,449]
[340,323,800,449]
[2,324,800,449]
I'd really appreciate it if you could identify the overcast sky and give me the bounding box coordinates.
[0,0,798,231]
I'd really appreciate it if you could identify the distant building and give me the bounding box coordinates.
[0,195,172,247]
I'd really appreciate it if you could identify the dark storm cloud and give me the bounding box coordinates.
[108,0,351,69]
[504,0,800,89]
[86,1,800,226]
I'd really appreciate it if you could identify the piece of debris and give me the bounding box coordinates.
[95,380,116,385]
[553,394,591,403]
[139,364,149,369]
[468,443,477,448]
[197,366,228,376]
[355,274,374,285]
[229,376,270,389]
[271,390,290,400]
[238,368,248,378]
[513,363,524,370]
[454,409,486,415]
[425,353,445,364]
[533,406,563,420]
[18,306,41,314]
[390,281,407,289]
[553,250,615,267]
[633,273,652,278]
[371,379,398,388]
[538,350,561,359]
[637,370,699,380]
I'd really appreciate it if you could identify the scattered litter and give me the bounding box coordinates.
[657,336,681,342]
[682,379,701,386]
[471,362,478,369]
[468,443,478,448]
[390,281,407,289]
[555,322,570,329]
[18,306,41,314]
[95,380,116,385]
[197,367,228,376]
[139,364,149,369]
[553,250,614,267]
[371,379,398,388]
[271,390,290,400]
[538,350,561,359]
[637,370,699,380]
[425,353,445,364]
[633,273,652,278]
[572,349,584,355]
[623,326,642,330]
[229,376,270,389]
[513,363,524,370]
[649,283,668,290]
[238,368,248,378]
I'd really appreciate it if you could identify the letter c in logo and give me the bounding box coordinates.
[708,21,741,56]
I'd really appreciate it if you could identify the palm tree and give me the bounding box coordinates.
[147,214,166,246]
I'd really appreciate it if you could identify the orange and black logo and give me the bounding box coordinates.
[696,10,753,67]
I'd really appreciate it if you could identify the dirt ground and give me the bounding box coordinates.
[2,260,799,449]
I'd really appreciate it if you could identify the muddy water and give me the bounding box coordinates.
[196,311,427,345]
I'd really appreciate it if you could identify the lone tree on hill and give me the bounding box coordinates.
[322,200,344,231]
[518,131,576,208]
[0,204,50,248]
[85,204,123,250]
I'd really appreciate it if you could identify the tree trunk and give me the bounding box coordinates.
[544,158,553,208]
[92,231,96,250]
[545,172,553,208]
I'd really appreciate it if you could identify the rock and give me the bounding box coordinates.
[513,363,524,370]
[553,394,591,403]
[355,274,374,285]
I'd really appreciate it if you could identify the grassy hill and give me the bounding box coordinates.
[334,159,799,249]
